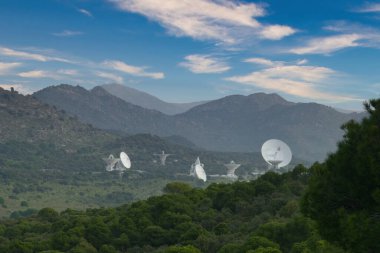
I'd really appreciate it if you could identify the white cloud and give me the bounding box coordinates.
[18,70,56,79]
[0,84,34,94]
[244,57,283,67]
[324,22,380,49]
[289,22,380,55]
[103,60,164,79]
[78,8,93,17]
[289,34,363,55]
[96,71,124,83]
[0,62,22,75]
[108,0,295,44]
[52,30,83,37]
[226,60,359,102]
[0,46,71,63]
[180,54,230,73]
[244,57,309,67]
[252,65,335,82]
[17,69,81,80]
[260,25,296,40]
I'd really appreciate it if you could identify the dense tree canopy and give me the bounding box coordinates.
[0,169,341,253]
[302,99,380,253]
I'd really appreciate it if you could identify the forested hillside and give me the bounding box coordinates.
[0,168,343,253]
[301,99,380,253]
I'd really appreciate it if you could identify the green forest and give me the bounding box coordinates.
[0,99,379,253]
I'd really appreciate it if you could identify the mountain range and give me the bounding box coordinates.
[34,84,366,162]
[102,83,206,115]
[2,86,290,218]
[1,86,279,178]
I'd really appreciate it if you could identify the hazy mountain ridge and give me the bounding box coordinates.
[4,85,278,174]
[0,87,113,149]
[34,84,366,162]
[0,86,308,223]
[1,87,284,218]
[102,83,207,115]
[34,84,174,136]
[173,93,365,161]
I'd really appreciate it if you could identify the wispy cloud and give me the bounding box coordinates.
[355,3,380,13]
[96,71,124,83]
[180,54,230,74]
[78,8,93,17]
[0,62,22,75]
[52,30,83,37]
[18,70,58,79]
[244,57,283,67]
[18,69,81,80]
[0,84,34,94]
[244,57,308,67]
[103,60,164,79]
[296,59,308,65]
[108,0,296,44]
[288,21,380,55]
[226,58,359,102]
[0,45,164,82]
[0,46,72,63]
[289,34,363,55]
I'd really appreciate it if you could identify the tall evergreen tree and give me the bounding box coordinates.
[302,99,380,253]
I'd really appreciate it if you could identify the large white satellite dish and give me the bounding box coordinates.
[120,152,131,169]
[261,139,292,169]
[194,164,207,182]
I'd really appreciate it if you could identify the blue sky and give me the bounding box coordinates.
[0,0,380,110]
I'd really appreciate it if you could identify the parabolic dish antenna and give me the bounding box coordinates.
[261,139,292,168]
[120,152,131,169]
[194,164,207,182]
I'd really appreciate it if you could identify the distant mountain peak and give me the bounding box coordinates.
[185,92,293,114]
[43,84,88,94]
[1,87,112,148]
[246,92,293,108]
[33,84,173,136]
[91,86,109,96]
[248,92,288,102]
[101,83,207,115]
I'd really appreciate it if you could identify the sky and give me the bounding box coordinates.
[0,0,380,110]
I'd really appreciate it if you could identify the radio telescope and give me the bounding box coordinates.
[153,150,172,166]
[224,161,240,179]
[261,139,292,170]
[190,157,207,182]
[103,152,131,172]
[209,160,241,180]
